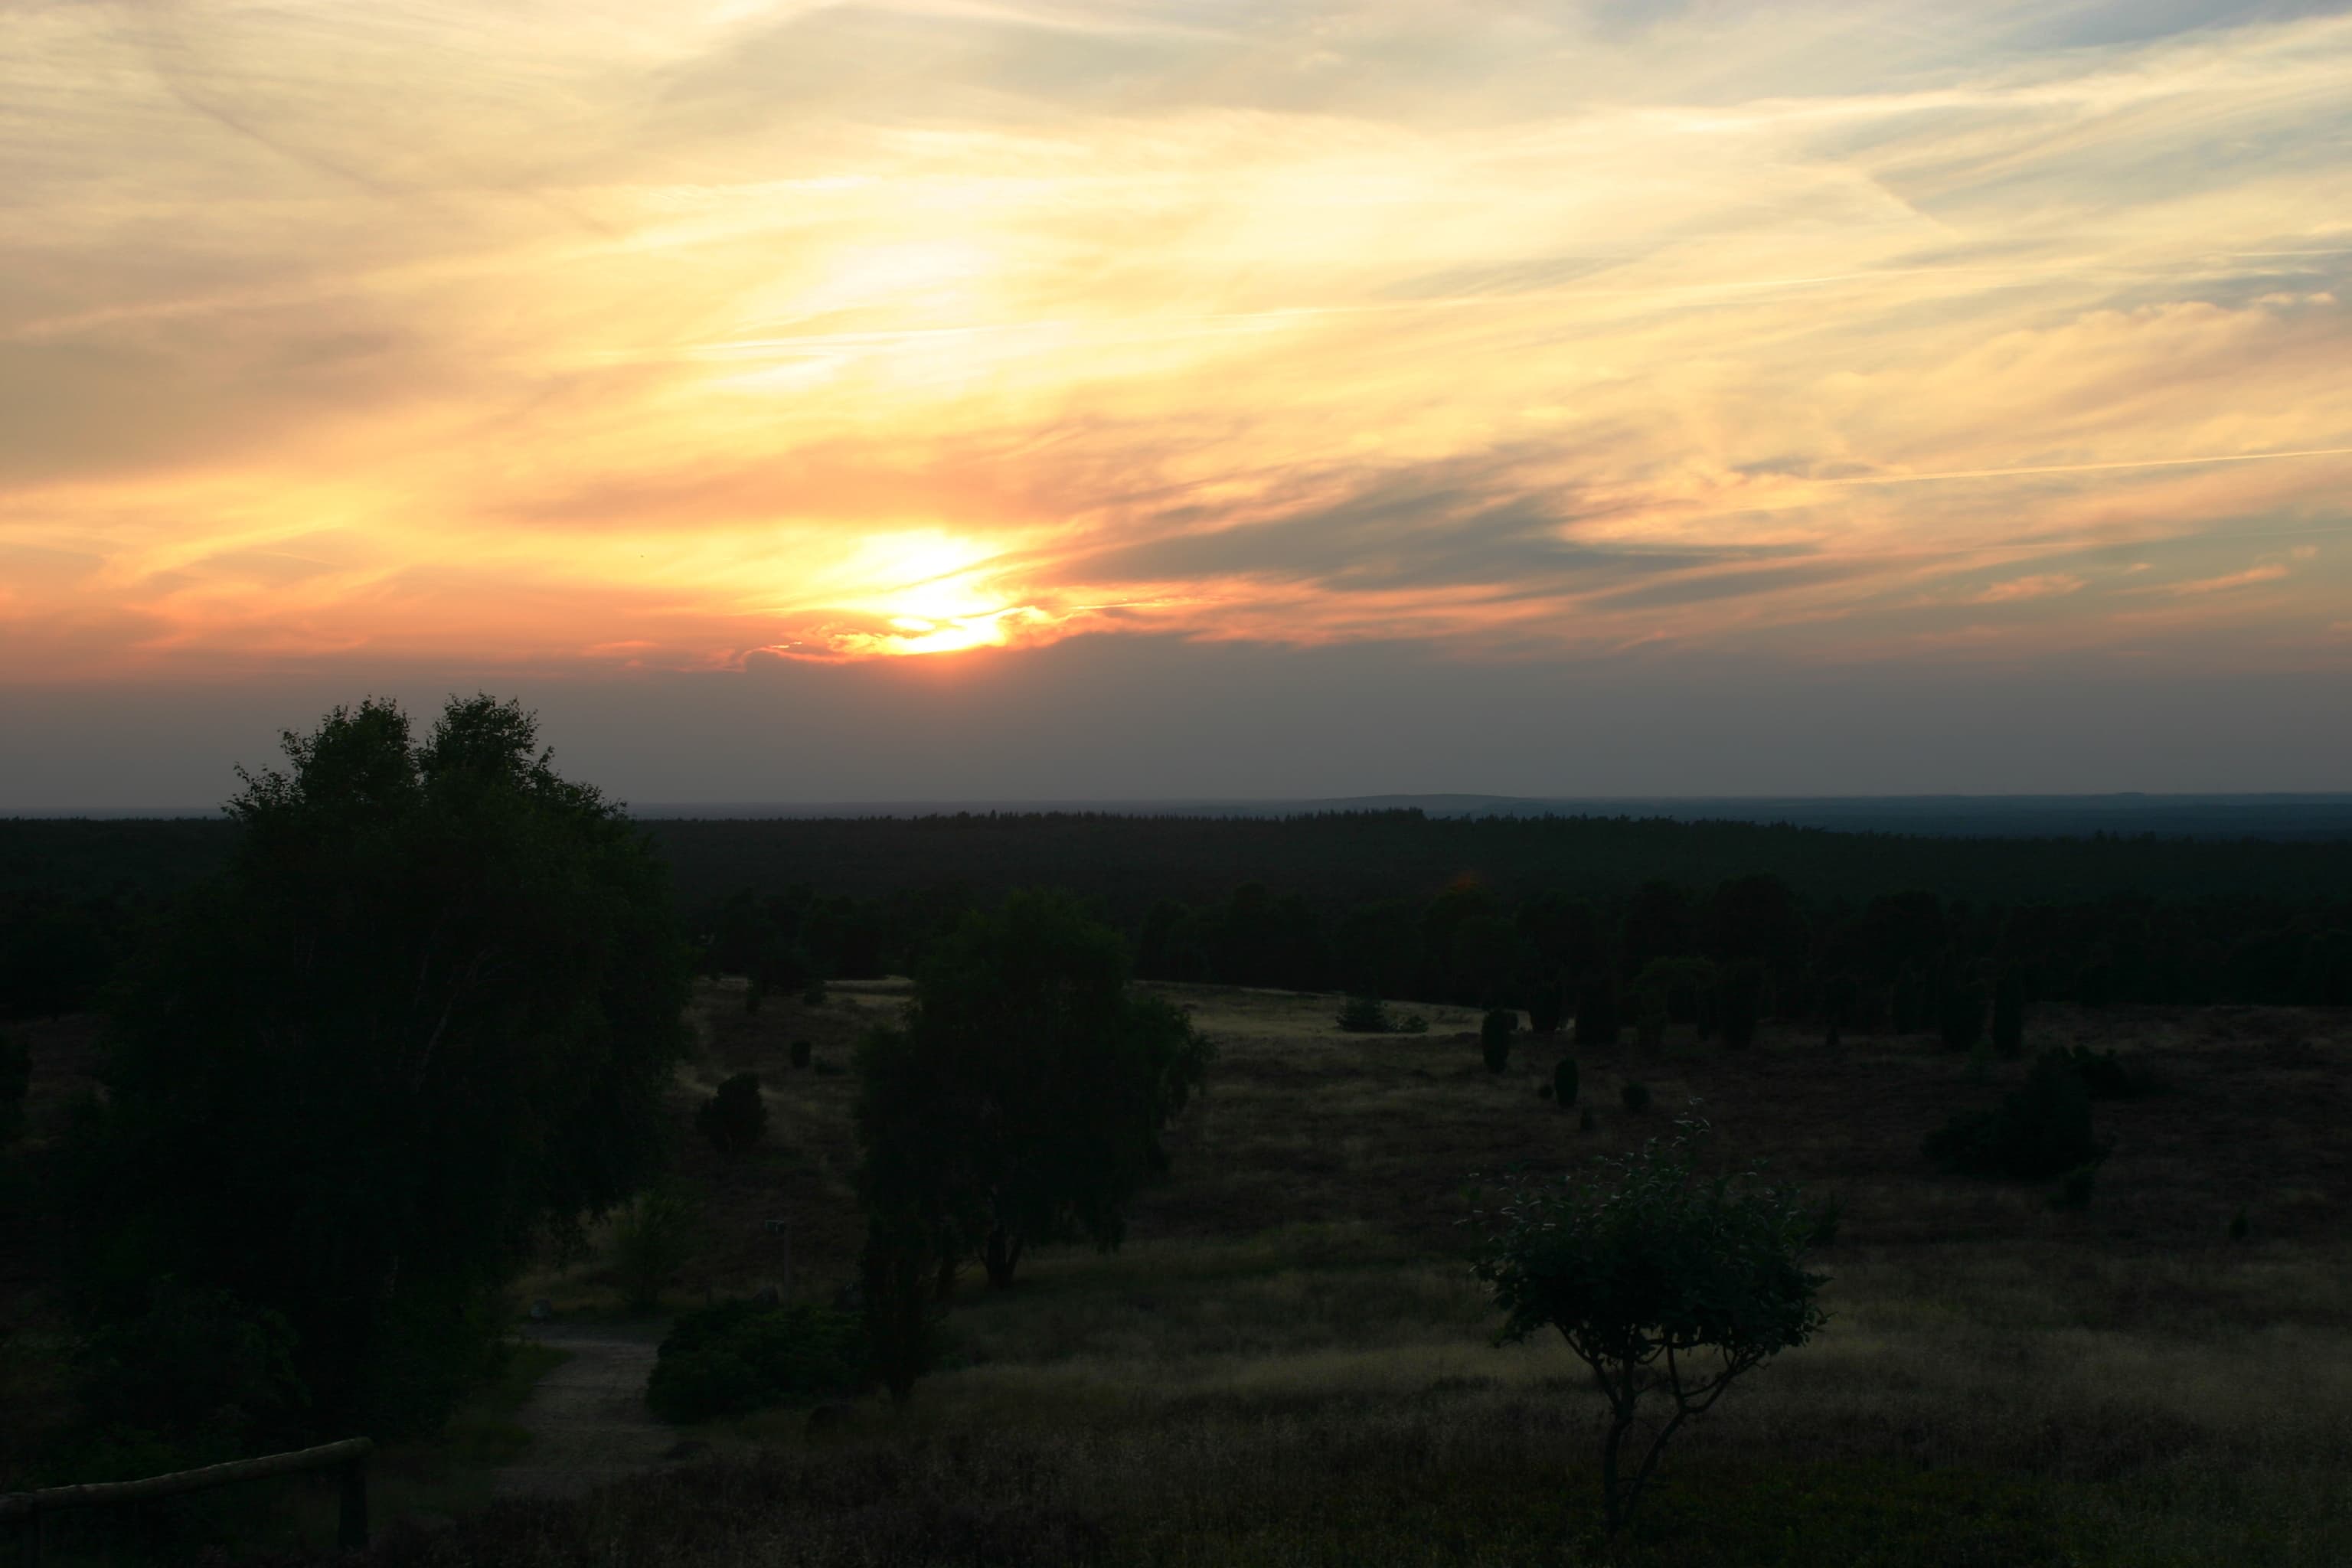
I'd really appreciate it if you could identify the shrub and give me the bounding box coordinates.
[789,1038,813,1070]
[1620,1081,1652,1115]
[1553,1058,1579,1109]
[611,1187,698,1313]
[1924,1051,2102,1180]
[1335,996,1426,1034]
[1479,1008,1516,1073]
[2229,1207,2250,1242]
[801,978,828,1008]
[645,1299,865,1423]
[695,1073,767,1156]
[1468,1118,1829,1534]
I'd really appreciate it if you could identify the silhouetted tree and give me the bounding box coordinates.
[83,695,689,1438]
[859,891,1212,1290]
[697,1073,768,1155]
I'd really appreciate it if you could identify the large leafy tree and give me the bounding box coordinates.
[87,696,689,1437]
[1469,1119,1828,1537]
[859,890,1211,1293]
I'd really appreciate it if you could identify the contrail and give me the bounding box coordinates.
[1831,447,2352,485]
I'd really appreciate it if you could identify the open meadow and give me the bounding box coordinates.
[416,978,2352,1567]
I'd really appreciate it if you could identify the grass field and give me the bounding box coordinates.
[443,980,2352,1566]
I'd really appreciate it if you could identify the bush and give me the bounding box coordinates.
[1620,1081,1652,1114]
[789,1038,813,1070]
[611,1187,698,1313]
[2052,1162,2097,1210]
[645,1299,865,1423]
[801,978,828,1008]
[1924,1052,2103,1180]
[1479,1008,1516,1073]
[695,1073,767,1156]
[1335,995,1426,1034]
[1553,1058,1579,1108]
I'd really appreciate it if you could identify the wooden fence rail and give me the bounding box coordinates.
[0,1437,372,1564]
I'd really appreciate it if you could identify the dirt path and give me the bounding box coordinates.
[495,1322,678,1499]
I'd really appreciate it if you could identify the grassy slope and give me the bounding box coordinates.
[465,982,2352,1566]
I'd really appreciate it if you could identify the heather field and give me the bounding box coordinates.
[378,979,2352,1567]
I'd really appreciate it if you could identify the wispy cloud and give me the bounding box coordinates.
[3,1,2351,678]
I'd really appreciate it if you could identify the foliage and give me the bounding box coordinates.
[1925,1052,2105,1181]
[1479,1008,1516,1073]
[65,1279,309,1475]
[1336,995,1426,1034]
[612,1186,699,1314]
[1621,1081,1653,1114]
[1553,1058,1579,1108]
[80,695,690,1439]
[1468,1119,1829,1534]
[790,1038,813,1070]
[857,892,1214,1291]
[695,1072,768,1155]
[644,1299,864,1423]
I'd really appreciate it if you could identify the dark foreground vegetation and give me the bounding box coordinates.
[4,699,2350,1564]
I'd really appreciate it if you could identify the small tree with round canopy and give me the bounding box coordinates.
[1468,1117,1829,1537]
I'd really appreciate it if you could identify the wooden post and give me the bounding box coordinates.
[337,1453,368,1550]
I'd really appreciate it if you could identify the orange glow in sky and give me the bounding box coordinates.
[5,2,2351,682]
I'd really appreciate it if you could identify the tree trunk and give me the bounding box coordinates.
[982,1227,1024,1289]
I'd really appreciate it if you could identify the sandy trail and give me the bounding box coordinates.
[495,1322,678,1499]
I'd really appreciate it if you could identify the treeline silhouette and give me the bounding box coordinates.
[8,809,2352,1024]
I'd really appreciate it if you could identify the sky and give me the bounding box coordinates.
[5,0,2351,806]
